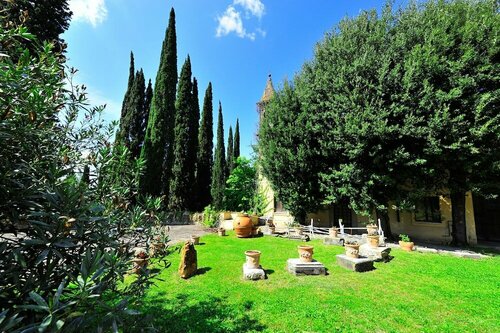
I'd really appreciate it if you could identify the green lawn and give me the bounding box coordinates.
[137,232,500,333]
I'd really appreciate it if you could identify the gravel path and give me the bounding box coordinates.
[167,224,211,245]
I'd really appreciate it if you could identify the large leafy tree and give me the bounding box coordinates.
[259,82,324,223]
[3,0,72,53]
[140,8,177,196]
[224,157,257,212]
[169,56,194,210]
[197,83,214,210]
[260,0,500,244]
[211,102,226,209]
[389,0,500,245]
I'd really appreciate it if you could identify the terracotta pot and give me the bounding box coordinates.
[245,250,261,268]
[295,227,304,235]
[298,245,314,263]
[191,235,200,245]
[367,235,380,248]
[399,241,414,252]
[218,228,226,236]
[366,224,377,235]
[329,227,338,237]
[345,244,360,258]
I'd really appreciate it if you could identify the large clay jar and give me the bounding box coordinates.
[235,214,252,238]
[367,235,380,248]
[298,245,314,263]
[245,250,261,268]
[345,244,360,258]
[329,227,338,237]
[399,241,414,252]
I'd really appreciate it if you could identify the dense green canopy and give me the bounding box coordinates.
[259,0,500,243]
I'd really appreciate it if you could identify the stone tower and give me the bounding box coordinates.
[257,74,275,126]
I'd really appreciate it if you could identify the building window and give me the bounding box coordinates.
[414,197,441,223]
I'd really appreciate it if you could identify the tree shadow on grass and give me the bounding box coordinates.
[140,293,267,333]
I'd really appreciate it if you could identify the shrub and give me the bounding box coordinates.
[0,25,168,332]
[202,205,220,228]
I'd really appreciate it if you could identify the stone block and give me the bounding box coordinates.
[287,258,326,276]
[336,254,374,272]
[323,237,344,246]
[359,244,391,261]
[178,241,197,279]
[243,263,266,280]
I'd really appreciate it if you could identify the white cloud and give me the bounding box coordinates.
[69,0,108,27]
[216,6,255,40]
[234,0,265,18]
[216,1,266,41]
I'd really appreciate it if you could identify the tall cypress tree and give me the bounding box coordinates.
[169,57,194,210]
[125,69,146,159]
[189,77,201,210]
[211,102,226,209]
[140,8,177,196]
[234,118,240,161]
[138,79,153,154]
[197,83,214,210]
[116,52,135,144]
[226,126,234,174]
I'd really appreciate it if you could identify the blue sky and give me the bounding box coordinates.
[64,0,387,158]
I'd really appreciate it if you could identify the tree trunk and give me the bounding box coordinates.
[450,191,467,246]
[376,210,393,241]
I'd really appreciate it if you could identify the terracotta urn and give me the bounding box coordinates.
[235,213,252,238]
[298,245,314,263]
[295,226,304,235]
[367,235,380,248]
[329,227,338,237]
[245,250,261,269]
[191,235,200,245]
[399,241,414,252]
[345,244,360,258]
[250,215,259,226]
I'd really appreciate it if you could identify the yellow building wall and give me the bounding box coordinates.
[387,196,453,244]
[465,191,478,245]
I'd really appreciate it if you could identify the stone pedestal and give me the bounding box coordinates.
[359,244,391,261]
[243,263,266,280]
[323,237,343,246]
[287,259,326,276]
[336,254,374,272]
